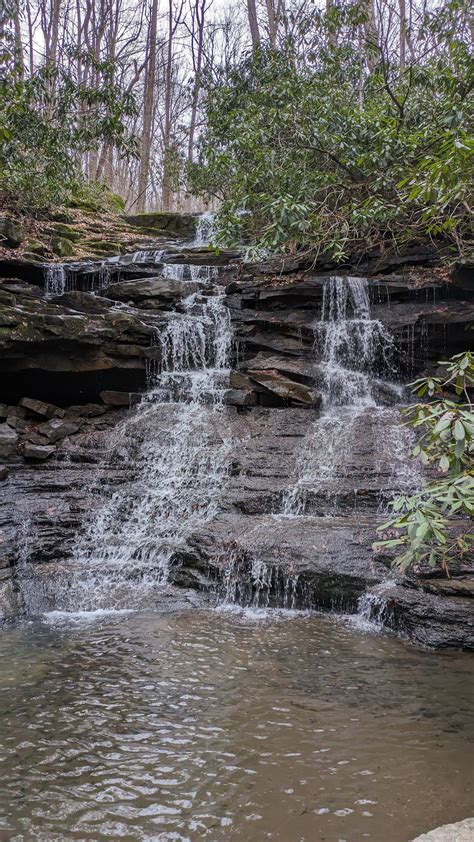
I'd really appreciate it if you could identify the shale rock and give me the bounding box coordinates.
[0,424,18,457]
[37,418,81,442]
[248,369,320,407]
[100,390,141,407]
[23,443,56,460]
[105,277,185,306]
[20,397,65,418]
[224,388,257,407]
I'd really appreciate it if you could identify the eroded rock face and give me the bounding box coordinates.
[0,247,472,648]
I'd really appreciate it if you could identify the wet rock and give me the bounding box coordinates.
[26,432,51,446]
[67,403,107,417]
[20,397,65,419]
[0,404,26,420]
[100,390,141,407]
[6,415,27,432]
[224,389,258,407]
[411,818,474,841]
[248,369,320,407]
[105,277,184,306]
[37,418,81,442]
[229,371,255,390]
[0,466,9,481]
[366,582,474,650]
[0,424,18,457]
[23,442,56,460]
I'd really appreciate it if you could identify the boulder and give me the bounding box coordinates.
[51,236,75,257]
[100,390,141,407]
[411,818,474,841]
[248,369,320,407]
[67,403,107,418]
[23,443,56,460]
[105,277,184,305]
[37,418,81,442]
[6,415,27,432]
[124,212,197,237]
[0,217,24,248]
[20,397,65,419]
[0,424,18,457]
[0,404,26,420]
[224,389,258,407]
[0,466,9,480]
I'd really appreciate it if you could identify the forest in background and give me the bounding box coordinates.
[1,0,473,257]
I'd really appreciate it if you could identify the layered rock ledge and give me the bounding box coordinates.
[0,234,472,649]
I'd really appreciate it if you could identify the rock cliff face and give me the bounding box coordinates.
[0,232,472,648]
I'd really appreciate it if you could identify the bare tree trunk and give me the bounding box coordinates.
[326,0,336,48]
[26,0,35,73]
[14,5,25,77]
[187,0,206,162]
[47,0,62,67]
[266,0,277,46]
[162,0,184,210]
[399,0,406,69]
[363,0,378,72]
[137,0,159,210]
[246,0,260,48]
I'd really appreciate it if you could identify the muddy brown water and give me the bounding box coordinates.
[0,608,472,841]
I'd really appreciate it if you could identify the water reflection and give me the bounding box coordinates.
[0,610,472,841]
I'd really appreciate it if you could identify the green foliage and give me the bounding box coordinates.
[375,353,474,576]
[190,4,473,259]
[0,59,137,213]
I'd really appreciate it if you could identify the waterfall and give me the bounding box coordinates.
[193,211,216,246]
[44,264,67,296]
[22,287,233,614]
[282,277,397,516]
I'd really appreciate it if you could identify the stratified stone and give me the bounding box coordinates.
[224,389,257,407]
[0,424,18,457]
[229,371,254,390]
[99,390,141,407]
[0,404,26,420]
[37,418,81,442]
[20,397,65,419]
[6,416,27,432]
[248,369,320,407]
[23,443,56,460]
[67,404,108,417]
[105,277,184,306]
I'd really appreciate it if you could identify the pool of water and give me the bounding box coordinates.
[0,608,472,841]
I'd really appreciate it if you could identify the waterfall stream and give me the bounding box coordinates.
[282,276,413,517]
[21,285,233,613]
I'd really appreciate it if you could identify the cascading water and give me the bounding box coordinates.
[282,277,400,516]
[21,284,233,614]
[192,211,216,246]
[44,264,68,296]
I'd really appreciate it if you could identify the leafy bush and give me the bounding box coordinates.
[375,353,474,576]
[190,5,473,259]
[0,59,137,213]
